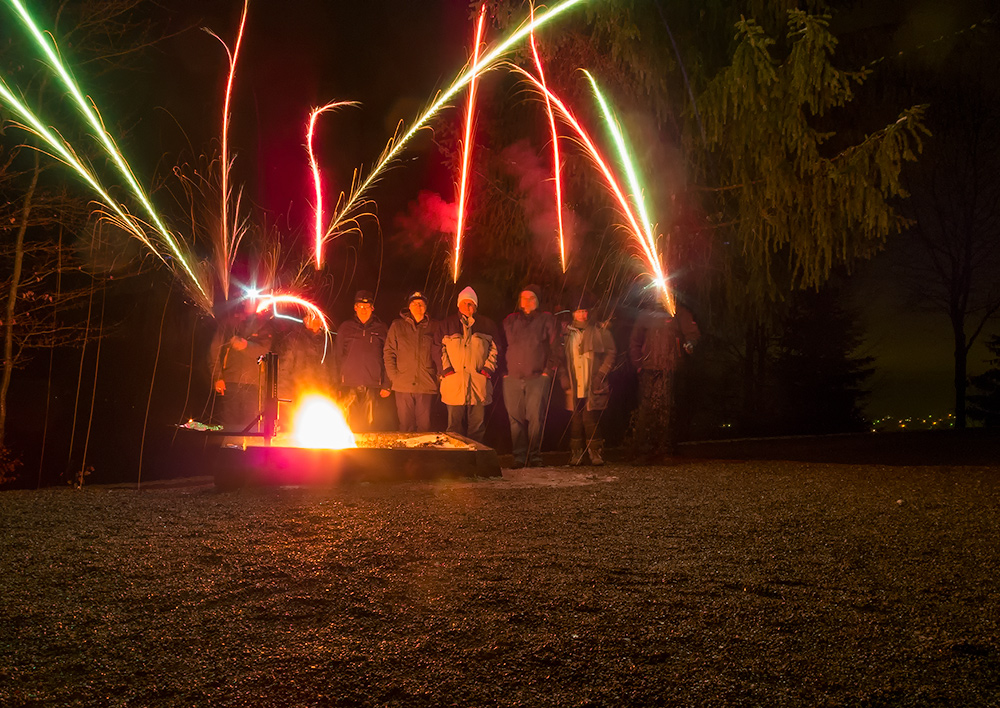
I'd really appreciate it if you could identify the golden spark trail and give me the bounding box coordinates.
[4,0,211,307]
[453,4,487,283]
[512,66,675,314]
[583,70,673,314]
[529,3,567,273]
[321,0,589,260]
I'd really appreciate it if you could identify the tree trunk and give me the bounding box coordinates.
[0,156,40,449]
[953,316,968,430]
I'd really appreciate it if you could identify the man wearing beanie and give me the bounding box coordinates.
[384,291,438,432]
[502,284,559,467]
[334,290,390,431]
[436,286,499,442]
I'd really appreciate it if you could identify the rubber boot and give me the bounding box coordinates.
[569,439,586,466]
[588,439,605,466]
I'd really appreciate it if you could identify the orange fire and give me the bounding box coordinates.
[289,393,356,449]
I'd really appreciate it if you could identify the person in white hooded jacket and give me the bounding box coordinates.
[435,286,499,442]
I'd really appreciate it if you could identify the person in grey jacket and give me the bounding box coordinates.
[502,284,559,467]
[437,286,499,442]
[384,291,438,432]
[558,294,616,465]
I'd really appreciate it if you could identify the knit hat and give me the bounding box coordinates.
[520,284,542,303]
[354,290,374,304]
[457,286,478,307]
[406,290,427,304]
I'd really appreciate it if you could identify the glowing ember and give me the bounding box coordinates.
[290,395,356,449]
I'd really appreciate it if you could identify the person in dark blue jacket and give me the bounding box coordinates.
[502,284,559,467]
[334,290,389,431]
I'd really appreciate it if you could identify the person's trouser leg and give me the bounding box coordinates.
[447,405,467,435]
[466,404,486,442]
[395,391,416,432]
[414,393,434,432]
[222,383,258,432]
[503,376,528,464]
[524,374,551,465]
[633,370,671,456]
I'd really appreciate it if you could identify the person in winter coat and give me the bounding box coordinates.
[275,310,334,404]
[502,284,559,467]
[558,295,617,465]
[334,290,389,431]
[384,291,438,432]
[210,300,272,432]
[628,298,700,460]
[437,286,499,442]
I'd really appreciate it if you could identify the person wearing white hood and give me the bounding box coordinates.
[435,286,499,442]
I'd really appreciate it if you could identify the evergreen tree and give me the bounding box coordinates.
[968,335,1000,428]
[773,281,874,434]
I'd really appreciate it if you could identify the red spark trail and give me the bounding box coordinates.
[529,4,567,272]
[512,66,675,313]
[307,101,357,270]
[216,0,249,302]
[453,4,488,283]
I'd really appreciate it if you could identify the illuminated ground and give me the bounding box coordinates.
[1,460,998,706]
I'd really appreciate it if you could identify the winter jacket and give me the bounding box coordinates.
[502,310,559,379]
[559,322,617,411]
[275,325,333,399]
[335,315,388,388]
[384,311,438,394]
[438,313,500,406]
[628,305,700,373]
[210,317,272,386]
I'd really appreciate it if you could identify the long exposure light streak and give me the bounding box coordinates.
[512,66,675,314]
[453,4,487,283]
[254,292,333,362]
[321,0,589,260]
[308,101,358,270]
[529,4,567,273]
[583,70,674,314]
[209,0,249,302]
[3,0,210,308]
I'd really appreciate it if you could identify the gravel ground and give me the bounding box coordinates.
[1,461,999,707]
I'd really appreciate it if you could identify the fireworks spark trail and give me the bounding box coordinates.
[205,0,249,302]
[453,4,487,283]
[0,78,219,312]
[582,69,673,313]
[3,0,211,308]
[511,65,675,314]
[307,101,359,270]
[254,292,334,362]
[320,0,589,259]
[529,3,567,273]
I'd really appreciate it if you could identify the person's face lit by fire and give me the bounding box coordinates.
[354,301,373,324]
[519,291,538,315]
[458,299,477,318]
[572,308,588,326]
[408,298,427,322]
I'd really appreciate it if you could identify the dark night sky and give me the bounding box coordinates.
[141,0,472,231]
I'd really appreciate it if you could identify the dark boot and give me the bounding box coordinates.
[569,439,586,466]
[588,439,605,466]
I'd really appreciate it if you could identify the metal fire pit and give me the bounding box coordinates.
[213,432,502,490]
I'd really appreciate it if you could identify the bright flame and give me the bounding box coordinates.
[291,394,356,449]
